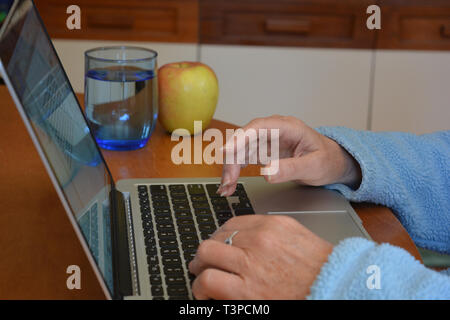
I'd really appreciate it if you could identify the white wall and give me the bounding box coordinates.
[200,45,373,130]
[372,50,450,134]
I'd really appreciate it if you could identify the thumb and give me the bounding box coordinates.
[264,153,321,184]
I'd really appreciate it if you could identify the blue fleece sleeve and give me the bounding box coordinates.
[308,238,450,299]
[307,127,450,299]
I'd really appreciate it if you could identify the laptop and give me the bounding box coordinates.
[0,0,371,300]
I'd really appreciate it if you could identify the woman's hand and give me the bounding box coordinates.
[218,115,362,196]
[188,214,333,299]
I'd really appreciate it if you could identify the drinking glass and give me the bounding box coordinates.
[85,46,158,150]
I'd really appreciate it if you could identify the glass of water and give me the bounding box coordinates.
[84,46,158,151]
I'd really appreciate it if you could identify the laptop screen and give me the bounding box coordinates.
[0,0,114,295]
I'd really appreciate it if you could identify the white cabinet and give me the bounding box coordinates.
[200,44,373,130]
[371,50,450,134]
[52,39,199,93]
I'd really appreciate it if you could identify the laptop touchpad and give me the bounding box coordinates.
[268,211,366,245]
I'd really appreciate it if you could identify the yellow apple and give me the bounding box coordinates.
[158,61,219,135]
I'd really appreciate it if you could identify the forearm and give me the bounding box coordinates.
[315,127,450,254]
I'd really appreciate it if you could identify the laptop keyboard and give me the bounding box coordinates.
[137,183,255,300]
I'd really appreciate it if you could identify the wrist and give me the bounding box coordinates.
[340,148,362,189]
[324,136,362,189]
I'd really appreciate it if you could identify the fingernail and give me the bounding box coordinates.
[220,191,227,197]
[264,165,273,182]
[221,175,231,188]
[221,181,230,188]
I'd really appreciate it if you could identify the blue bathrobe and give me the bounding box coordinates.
[308,128,450,299]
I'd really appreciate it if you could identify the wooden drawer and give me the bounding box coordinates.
[200,0,376,48]
[35,0,198,43]
[377,0,450,50]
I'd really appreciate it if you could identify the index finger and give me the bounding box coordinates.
[218,163,241,196]
[218,119,270,196]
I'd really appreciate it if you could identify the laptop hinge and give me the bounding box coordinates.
[110,188,133,299]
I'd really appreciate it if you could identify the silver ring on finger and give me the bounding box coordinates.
[224,230,239,246]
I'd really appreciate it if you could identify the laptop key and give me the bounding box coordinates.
[159,238,178,248]
[147,255,159,266]
[194,208,212,216]
[218,218,229,226]
[145,236,156,247]
[146,245,157,256]
[169,184,186,192]
[150,274,162,285]
[187,184,205,195]
[198,223,216,233]
[174,210,192,219]
[154,208,171,216]
[164,265,184,275]
[165,275,186,286]
[233,201,255,215]
[217,211,233,220]
[150,185,167,195]
[162,255,182,265]
[178,225,197,234]
[200,231,214,240]
[170,191,187,199]
[191,201,210,209]
[161,247,180,256]
[210,197,229,206]
[176,217,195,225]
[184,251,197,263]
[172,203,190,211]
[158,230,177,239]
[152,201,170,209]
[171,197,189,204]
[167,284,188,296]
[155,215,173,224]
[151,194,168,202]
[156,223,175,232]
[205,183,221,197]
[190,195,207,202]
[143,228,154,239]
[142,220,153,231]
[196,216,214,224]
[181,240,199,251]
[180,233,198,242]
[151,285,164,296]
[212,203,231,213]
[148,264,160,275]
[137,185,148,192]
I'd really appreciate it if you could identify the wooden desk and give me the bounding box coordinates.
[0,87,421,299]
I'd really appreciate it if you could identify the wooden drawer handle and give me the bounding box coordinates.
[265,18,311,35]
[87,15,133,30]
[440,24,450,38]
